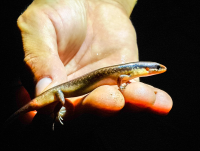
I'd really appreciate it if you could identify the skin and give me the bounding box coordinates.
[16,0,173,124]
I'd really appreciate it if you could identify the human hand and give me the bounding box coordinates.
[16,0,172,123]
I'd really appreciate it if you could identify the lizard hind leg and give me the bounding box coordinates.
[52,90,66,130]
[57,106,66,125]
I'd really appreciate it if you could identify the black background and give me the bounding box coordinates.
[0,0,199,149]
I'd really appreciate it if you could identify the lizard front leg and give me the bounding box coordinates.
[117,75,131,91]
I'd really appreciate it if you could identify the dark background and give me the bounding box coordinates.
[0,0,199,149]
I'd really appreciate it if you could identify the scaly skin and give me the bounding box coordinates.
[4,62,166,128]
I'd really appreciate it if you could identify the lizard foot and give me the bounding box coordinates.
[57,106,66,125]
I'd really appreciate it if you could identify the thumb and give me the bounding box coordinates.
[18,5,68,96]
[33,55,68,96]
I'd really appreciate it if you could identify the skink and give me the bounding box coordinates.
[5,61,166,128]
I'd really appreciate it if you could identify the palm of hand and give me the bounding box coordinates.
[17,0,172,122]
[46,1,139,80]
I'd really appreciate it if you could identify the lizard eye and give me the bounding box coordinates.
[156,65,161,70]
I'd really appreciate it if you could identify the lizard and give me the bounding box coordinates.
[4,61,166,129]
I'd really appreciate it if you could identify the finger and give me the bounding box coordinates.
[17,3,68,95]
[66,81,172,118]
[14,83,37,125]
[17,3,69,121]
[122,82,156,111]
[147,88,173,115]
[122,82,172,114]
[78,85,125,116]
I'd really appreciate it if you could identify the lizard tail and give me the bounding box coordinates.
[3,101,34,129]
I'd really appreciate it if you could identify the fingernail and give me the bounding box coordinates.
[36,77,52,95]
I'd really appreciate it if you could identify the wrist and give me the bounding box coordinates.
[112,0,137,16]
[88,0,137,16]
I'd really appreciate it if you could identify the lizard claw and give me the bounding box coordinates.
[57,106,66,125]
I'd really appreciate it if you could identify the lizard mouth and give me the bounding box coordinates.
[145,64,167,75]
